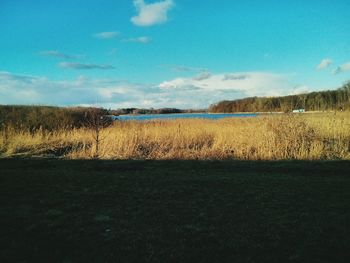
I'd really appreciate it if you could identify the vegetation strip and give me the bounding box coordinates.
[1,112,349,160]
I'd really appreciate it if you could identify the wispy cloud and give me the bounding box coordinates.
[108,48,118,56]
[59,62,115,70]
[333,62,350,75]
[193,72,212,81]
[93,31,120,39]
[131,0,174,27]
[38,50,83,59]
[163,64,208,72]
[223,74,248,81]
[317,58,333,70]
[123,36,152,43]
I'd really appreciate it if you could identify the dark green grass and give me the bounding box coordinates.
[1,159,350,263]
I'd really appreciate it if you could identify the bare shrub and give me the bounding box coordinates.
[84,108,113,158]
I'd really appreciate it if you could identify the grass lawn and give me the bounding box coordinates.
[1,159,350,262]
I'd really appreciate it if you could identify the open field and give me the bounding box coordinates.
[1,159,350,262]
[1,113,350,160]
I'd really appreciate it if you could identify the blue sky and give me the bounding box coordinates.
[1,0,350,108]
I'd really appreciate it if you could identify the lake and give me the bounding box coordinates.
[115,113,258,121]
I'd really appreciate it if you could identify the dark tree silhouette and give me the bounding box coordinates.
[209,82,350,113]
[84,108,113,158]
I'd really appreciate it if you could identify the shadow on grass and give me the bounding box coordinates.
[1,159,350,262]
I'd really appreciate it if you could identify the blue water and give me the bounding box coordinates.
[114,113,258,121]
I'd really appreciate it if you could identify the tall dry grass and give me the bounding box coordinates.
[1,113,349,160]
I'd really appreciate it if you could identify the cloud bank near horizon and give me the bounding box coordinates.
[0,71,312,109]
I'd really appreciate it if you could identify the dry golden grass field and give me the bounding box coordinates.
[1,112,349,160]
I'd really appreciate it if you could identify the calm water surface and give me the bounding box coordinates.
[115,113,258,121]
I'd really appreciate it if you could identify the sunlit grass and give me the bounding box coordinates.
[1,113,349,160]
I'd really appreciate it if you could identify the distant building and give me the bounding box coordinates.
[292,109,305,113]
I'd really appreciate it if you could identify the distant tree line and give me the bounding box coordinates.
[0,105,110,131]
[209,82,350,113]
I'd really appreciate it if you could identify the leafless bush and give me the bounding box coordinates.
[84,108,113,158]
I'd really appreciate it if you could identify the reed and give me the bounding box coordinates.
[1,113,349,160]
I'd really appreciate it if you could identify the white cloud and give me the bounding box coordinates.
[0,71,308,109]
[131,0,174,26]
[317,58,332,70]
[122,36,152,43]
[290,85,311,95]
[93,31,120,39]
[333,62,350,74]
